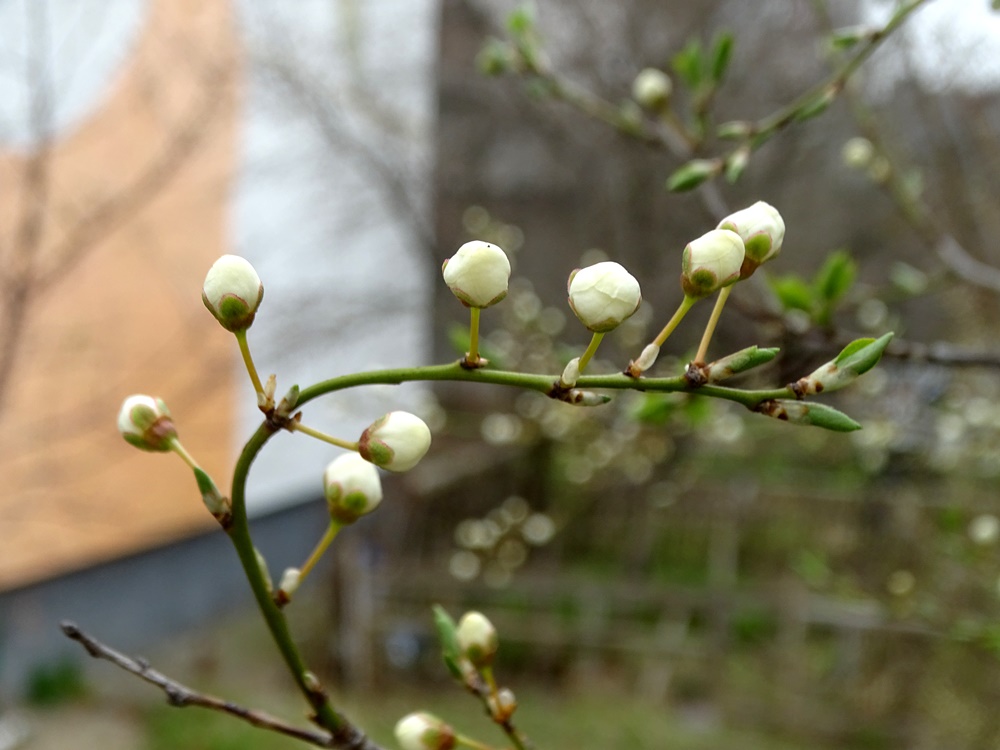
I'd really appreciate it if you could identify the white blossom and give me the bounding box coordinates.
[442,241,511,308]
[681,229,745,298]
[567,261,642,332]
[202,254,264,331]
[359,411,432,473]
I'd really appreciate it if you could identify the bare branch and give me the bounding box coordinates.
[60,621,339,748]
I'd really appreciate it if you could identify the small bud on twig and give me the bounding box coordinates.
[442,241,511,309]
[117,395,177,451]
[631,68,672,111]
[202,255,264,332]
[717,201,785,279]
[358,411,432,472]
[323,453,383,523]
[456,611,499,668]
[567,261,642,332]
[394,712,457,750]
[681,229,745,298]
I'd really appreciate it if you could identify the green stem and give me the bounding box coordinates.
[576,332,605,374]
[652,295,697,348]
[227,361,798,739]
[234,328,265,398]
[467,307,482,365]
[455,735,499,750]
[297,522,342,586]
[168,438,200,472]
[694,285,732,365]
[291,422,359,451]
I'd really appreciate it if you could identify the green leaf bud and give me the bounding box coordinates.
[666,158,720,192]
[756,399,861,432]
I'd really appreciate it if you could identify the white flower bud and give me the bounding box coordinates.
[842,137,874,170]
[489,687,518,722]
[442,241,511,308]
[634,343,660,372]
[969,514,999,546]
[456,611,499,668]
[202,254,264,332]
[117,394,177,451]
[717,201,784,278]
[681,229,745,298]
[559,357,581,388]
[631,68,672,111]
[278,567,302,596]
[394,712,456,750]
[323,453,383,523]
[567,261,642,332]
[359,411,432,473]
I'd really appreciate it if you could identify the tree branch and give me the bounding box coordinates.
[60,621,341,748]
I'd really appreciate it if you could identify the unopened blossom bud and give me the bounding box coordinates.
[560,357,581,388]
[456,611,499,668]
[630,343,660,375]
[323,453,383,523]
[717,201,784,278]
[278,567,302,596]
[567,261,641,332]
[117,395,177,451]
[969,514,999,546]
[442,241,511,308]
[202,254,264,332]
[489,687,518,722]
[842,137,874,170]
[631,68,672,111]
[394,712,456,750]
[359,411,432,473]
[680,229,745,298]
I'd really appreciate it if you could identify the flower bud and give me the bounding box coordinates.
[117,394,177,451]
[358,411,432,473]
[567,261,641,332]
[631,68,672,111]
[559,357,581,388]
[442,241,511,309]
[278,567,302,596]
[842,137,875,170]
[969,514,1000,546]
[489,687,518,723]
[680,229,745,298]
[202,254,264,332]
[717,201,784,278]
[394,712,456,750]
[323,453,383,523]
[456,611,499,668]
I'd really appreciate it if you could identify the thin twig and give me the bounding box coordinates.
[60,621,339,748]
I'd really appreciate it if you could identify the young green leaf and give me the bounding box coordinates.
[832,332,894,376]
[757,399,861,432]
[710,31,734,83]
[769,275,815,313]
[671,38,704,89]
[813,249,857,312]
[666,159,719,192]
[432,605,464,680]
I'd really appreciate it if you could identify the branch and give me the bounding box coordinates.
[60,621,339,748]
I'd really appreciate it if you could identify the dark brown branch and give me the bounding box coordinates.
[60,621,337,748]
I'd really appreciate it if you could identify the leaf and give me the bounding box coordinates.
[432,605,463,680]
[832,332,894,376]
[793,88,836,122]
[671,38,703,89]
[506,4,535,35]
[813,249,857,305]
[710,31,734,83]
[666,159,719,192]
[769,275,814,313]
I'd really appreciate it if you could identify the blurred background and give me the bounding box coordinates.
[2,0,1000,748]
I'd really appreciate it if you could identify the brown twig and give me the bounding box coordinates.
[60,621,343,748]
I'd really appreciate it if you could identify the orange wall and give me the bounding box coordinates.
[0,0,242,589]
